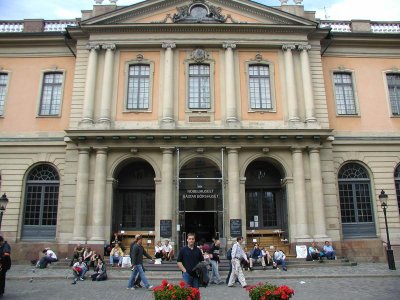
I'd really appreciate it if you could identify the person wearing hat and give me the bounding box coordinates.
[37,247,58,269]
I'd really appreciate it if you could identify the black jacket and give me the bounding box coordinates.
[192,261,209,287]
[131,243,152,266]
[0,241,11,271]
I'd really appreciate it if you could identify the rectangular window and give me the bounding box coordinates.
[387,73,400,116]
[0,73,9,115]
[127,65,150,110]
[39,72,63,116]
[334,72,357,115]
[249,65,272,110]
[188,64,210,109]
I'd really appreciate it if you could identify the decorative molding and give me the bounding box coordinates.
[102,43,116,50]
[255,53,263,62]
[162,42,176,49]
[282,44,296,51]
[173,0,226,24]
[297,44,311,51]
[222,42,236,49]
[136,54,144,61]
[86,43,101,50]
[190,48,209,63]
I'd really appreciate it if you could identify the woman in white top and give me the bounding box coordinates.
[155,241,163,259]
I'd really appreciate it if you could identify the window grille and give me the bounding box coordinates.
[249,65,272,110]
[188,64,211,109]
[334,72,357,115]
[39,72,63,116]
[387,73,400,116]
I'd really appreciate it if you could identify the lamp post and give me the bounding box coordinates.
[378,190,396,270]
[0,193,8,231]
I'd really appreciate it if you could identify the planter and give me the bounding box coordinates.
[153,280,201,300]
[246,282,295,300]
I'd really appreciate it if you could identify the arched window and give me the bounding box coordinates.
[22,164,59,239]
[395,164,400,213]
[338,163,375,238]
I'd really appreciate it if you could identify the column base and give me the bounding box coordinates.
[306,117,317,123]
[97,117,111,125]
[313,234,329,240]
[79,118,94,128]
[69,239,86,244]
[294,236,313,243]
[289,117,301,122]
[161,118,175,128]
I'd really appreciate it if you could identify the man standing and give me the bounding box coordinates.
[228,236,248,288]
[0,236,11,298]
[177,233,203,288]
[127,236,153,290]
[209,239,223,284]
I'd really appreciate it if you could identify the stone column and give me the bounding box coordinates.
[81,43,100,124]
[91,147,108,241]
[72,147,90,241]
[223,43,238,123]
[282,44,299,122]
[98,43,116,125]
[298,44,316,122]
[160,147,174,222]
[291,147,310,239]
[309,147,328,238]
[161,42,176,125]
[227,147,241,220]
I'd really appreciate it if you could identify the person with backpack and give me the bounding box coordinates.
[0,236,11,297]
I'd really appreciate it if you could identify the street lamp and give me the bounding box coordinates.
[378,190,396,270]
[0,193,8,231]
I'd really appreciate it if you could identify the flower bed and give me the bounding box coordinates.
[153,279,201,300]
[246,282,295,300]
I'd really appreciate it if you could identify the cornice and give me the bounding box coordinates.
[79,23,315,35]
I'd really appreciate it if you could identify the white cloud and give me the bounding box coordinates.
[316,0,400,21]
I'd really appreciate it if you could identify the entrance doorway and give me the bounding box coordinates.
[178,156,223,247]
[185,212,216,242]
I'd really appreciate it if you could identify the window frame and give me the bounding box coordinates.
[37,70,65,117]
[123,58,154,113]
[184,57,215,114]
[245,60,276,113]
[0,71,10,117]
[384,71,400,117]
[331,70,360,116]
[394,164,400,213]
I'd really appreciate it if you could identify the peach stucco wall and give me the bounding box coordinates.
[238,51,283,121]
[0,57,74,133]
[115,51,160,121]
[322,56,400,132]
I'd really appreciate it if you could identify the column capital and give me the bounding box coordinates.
[93,146,108,154]
[162,42,176,49]
[78,146,91,153]
[282,44,296,51]
[298,44,311,51]
[291,146,305,152]
[86,43,101,51]
[160,147,175,154]
[308,145,322,152]
[226,147,241,153]
[223,42,237,49]
[102,43,116,51]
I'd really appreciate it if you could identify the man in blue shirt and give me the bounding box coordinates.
[177,233,204,288]
[249,243,266,270]
[322,241,336,260]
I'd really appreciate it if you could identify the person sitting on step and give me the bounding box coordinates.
[71,257,88,284]
[271,246,287,271]
[322,241,336,260]
[249,243,266,270]
[308,242,324,261]
[109,243,124,267]
[162,240,174,261]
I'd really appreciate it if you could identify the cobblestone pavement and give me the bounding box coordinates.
[4,277,400,299]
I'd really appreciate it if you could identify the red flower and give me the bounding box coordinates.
[161,279,168,287]
[180,281,186,288]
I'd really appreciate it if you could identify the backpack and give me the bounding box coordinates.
[226,248,232,260]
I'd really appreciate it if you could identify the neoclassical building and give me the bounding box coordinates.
[0,0,399,262]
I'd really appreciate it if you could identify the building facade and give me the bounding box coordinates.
[0,0,399,262]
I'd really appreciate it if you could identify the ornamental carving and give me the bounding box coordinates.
[191,49,209,63]
[173,0,226,23]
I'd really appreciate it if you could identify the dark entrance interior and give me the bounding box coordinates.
[185,212,215,243]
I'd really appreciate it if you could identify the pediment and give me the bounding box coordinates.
[81,0,317,27]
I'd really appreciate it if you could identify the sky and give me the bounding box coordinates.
[0,0,399,21]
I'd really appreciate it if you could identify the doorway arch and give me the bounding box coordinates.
[112,159,155,234]
[178,157,222,245]
[244,160,287,233]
